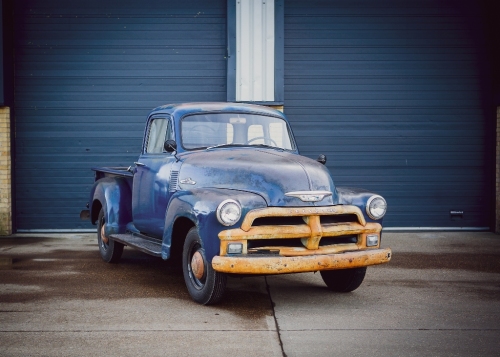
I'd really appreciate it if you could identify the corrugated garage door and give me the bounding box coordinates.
[14,0,227,230]
[284,0,493,228]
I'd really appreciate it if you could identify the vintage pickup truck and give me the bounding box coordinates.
[81,102,391,305]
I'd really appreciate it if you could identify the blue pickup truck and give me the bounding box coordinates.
[81,102,391,305]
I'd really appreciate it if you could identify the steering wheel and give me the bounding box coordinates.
[246,136,278,147]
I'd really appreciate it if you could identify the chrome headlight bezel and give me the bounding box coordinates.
[216,199,242,226]
[366,195,387,220]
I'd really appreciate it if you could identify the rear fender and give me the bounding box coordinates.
[90,177,133,236]
[162,188,266,260]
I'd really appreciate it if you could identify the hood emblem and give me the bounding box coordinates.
[180,177,196,185]
[285,191,332,202]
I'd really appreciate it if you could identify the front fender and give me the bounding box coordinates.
[162,188,267,260]
[336,186,386,225]
[90,177,133,237]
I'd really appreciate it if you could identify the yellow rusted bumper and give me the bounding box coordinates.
[212,247,392,275]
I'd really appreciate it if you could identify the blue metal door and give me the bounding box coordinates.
[12,0,227,231]
[132,155,177,238]
[283,0,494,229]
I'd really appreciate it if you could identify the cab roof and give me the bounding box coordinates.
[148,102,286,120]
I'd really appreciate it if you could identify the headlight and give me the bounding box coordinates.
[216,199,242,226]
[366,195,387,220]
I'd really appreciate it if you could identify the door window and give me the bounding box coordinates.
[146,118,171,153]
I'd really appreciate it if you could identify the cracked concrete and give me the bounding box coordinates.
[1,232,499,356]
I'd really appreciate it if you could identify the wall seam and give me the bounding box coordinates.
[496,107,500,233]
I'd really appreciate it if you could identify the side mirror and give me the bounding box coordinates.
[317,154,327,165]
[164,139,177,153]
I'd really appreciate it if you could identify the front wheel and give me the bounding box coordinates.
[320,267,367,292]
[182,227,227,305]
[97,209,124,263]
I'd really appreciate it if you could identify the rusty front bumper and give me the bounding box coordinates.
[212,247,392,274]
[212,205,392,275]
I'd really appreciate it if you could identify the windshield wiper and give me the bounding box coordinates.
[206,143,286,151]
[206,143,245,150]
[249,144,285,151]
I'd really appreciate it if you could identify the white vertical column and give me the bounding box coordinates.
[0,107,11,235]
[236,0,275,102]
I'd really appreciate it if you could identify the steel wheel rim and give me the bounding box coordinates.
[187,243,206,290]
[99,216,109,251]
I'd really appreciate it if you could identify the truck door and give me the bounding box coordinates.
[132,117,176,238]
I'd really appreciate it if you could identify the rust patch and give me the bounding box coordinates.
[212,247,391,274]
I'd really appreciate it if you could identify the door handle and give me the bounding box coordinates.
[134,162,145,167]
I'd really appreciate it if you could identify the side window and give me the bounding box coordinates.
[165,119,173,141]
[146,118,170,154]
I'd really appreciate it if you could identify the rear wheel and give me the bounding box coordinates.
[97,209,124,263]
[182,227,227,305]
[320,267,367,292]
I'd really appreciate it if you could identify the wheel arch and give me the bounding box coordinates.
[169,216,196,263]
[90,177,132,236]
[91,199,103,225]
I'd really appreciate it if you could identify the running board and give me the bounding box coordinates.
[109,233,162,257]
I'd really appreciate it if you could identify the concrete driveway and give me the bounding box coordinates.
[0,232,499,356]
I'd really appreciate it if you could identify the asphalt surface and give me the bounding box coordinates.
[0,232,499,356]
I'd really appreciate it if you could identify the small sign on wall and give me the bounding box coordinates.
[450,210,464,221]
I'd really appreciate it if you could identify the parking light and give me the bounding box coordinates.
[366,234,379,247]
[227,243,243,254]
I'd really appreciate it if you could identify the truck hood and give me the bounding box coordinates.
[177,148,339,206]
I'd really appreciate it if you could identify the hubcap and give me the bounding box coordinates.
[100,222,109,244]
[191,251,205,280]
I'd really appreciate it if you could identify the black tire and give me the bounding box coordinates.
[182,227,227,305]
[97,209,124,263]
[320,267,367,292]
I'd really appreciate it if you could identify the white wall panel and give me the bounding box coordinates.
[236,0,274,101]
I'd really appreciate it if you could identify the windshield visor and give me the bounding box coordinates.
[181,113,294,151]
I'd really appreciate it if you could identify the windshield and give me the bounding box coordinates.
[181,113,295,150]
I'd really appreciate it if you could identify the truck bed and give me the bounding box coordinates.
[92,166,134,181]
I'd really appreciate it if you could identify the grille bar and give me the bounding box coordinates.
[240,205,366,231]
[219,222,381,241]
